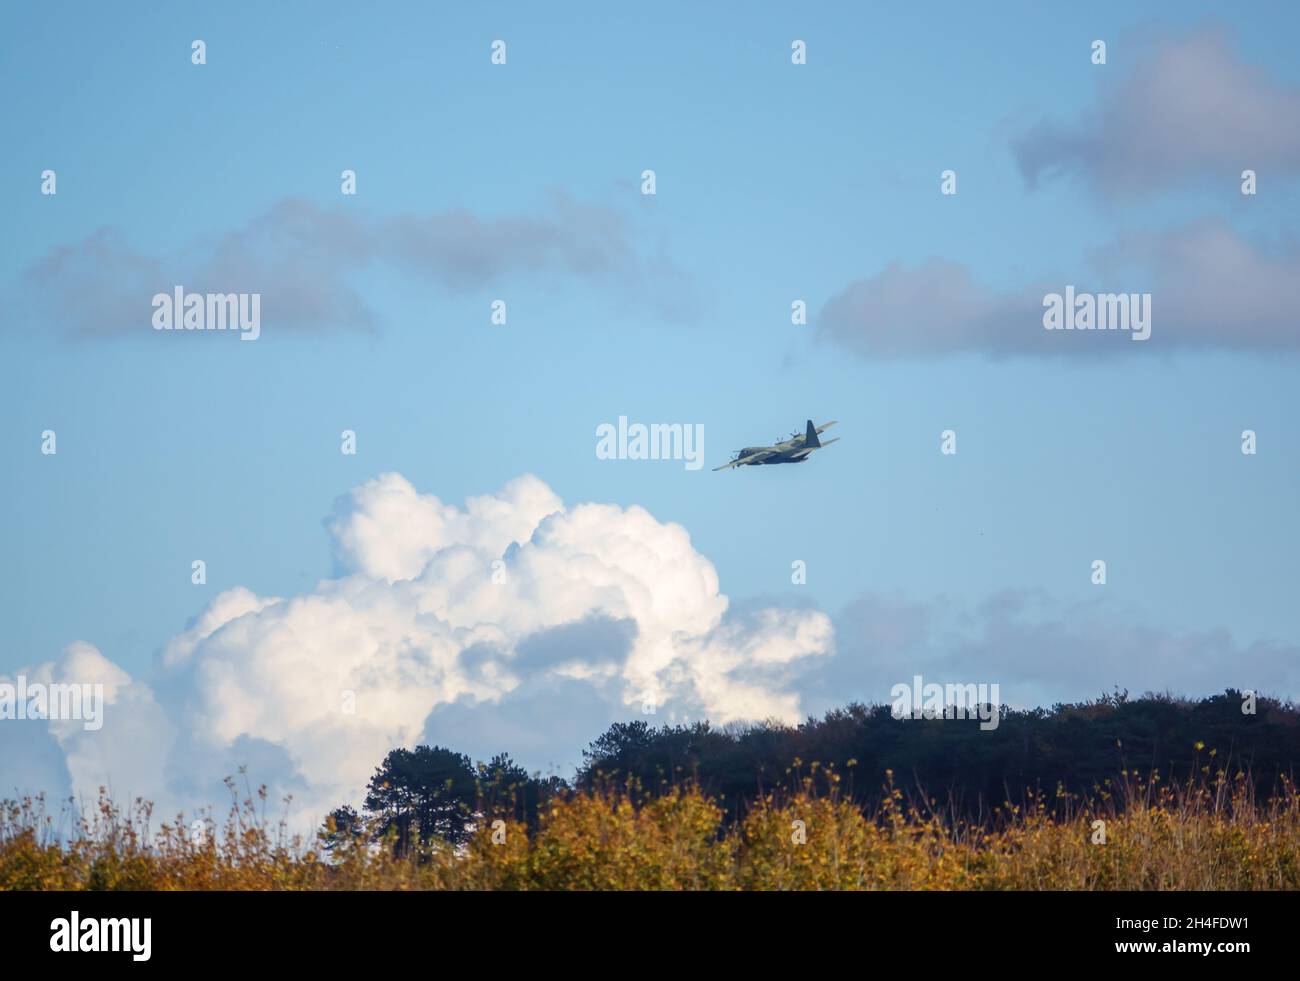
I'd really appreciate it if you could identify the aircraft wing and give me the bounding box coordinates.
[713,448,775,471]
[814,420,838,435]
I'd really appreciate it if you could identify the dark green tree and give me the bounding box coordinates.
[476,753,566,833]
[362,745,477,855]
[318,803,364,852]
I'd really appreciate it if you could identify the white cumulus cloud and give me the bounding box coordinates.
[2,473,834,827]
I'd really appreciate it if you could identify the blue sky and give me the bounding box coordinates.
[2,2,1299,808]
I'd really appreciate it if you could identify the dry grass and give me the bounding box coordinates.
[4,765,1298,890]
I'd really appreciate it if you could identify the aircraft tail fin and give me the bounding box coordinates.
[804,419,821,448]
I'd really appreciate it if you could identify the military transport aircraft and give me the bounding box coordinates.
[713,419,839,471]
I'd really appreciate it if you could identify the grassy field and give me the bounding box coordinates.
[4,765,1299,890]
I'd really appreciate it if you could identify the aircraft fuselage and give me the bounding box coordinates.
[737,445,810,464]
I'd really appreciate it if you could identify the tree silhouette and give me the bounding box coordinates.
[476,752,561,834]
[327,690,1300,841]
[319,804,364,852]
[363,745,477,855]
[576,690,1300,823]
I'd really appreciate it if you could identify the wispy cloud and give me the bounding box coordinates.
[1012,27,1300,196]
[817,221,1300,357]
[804,588,1300,714]
[18,192,695,339]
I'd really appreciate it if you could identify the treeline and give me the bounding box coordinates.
[577,689,1299,817]
[324,689,1300,850]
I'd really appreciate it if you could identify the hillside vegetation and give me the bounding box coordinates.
[3,690,1298,890]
